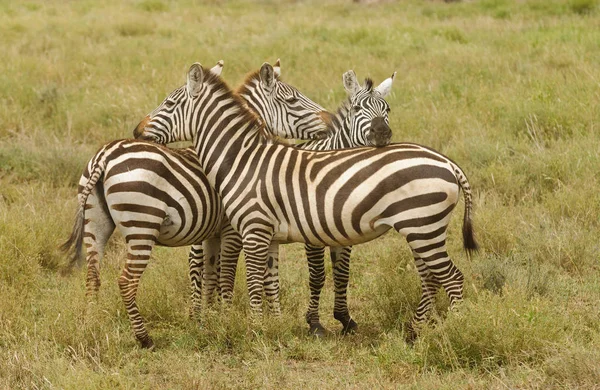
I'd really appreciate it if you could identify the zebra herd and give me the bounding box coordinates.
[63,59,477,349]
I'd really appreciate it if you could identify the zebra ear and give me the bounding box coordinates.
[187,62,204,97]
[209,60,224,77]
[343,70,360,95]
[260,62,276,92]
[273,59,281,78]
[374,71,396,98]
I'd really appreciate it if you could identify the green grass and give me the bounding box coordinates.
[1,0,599,388]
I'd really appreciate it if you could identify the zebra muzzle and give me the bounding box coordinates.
[369,117,392,147]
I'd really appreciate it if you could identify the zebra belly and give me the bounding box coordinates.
[272,220,391,246]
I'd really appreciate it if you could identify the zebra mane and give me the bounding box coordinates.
[330,99,350,132]
[364,78,374,92]
[235,70,281,96]
[232,69,292,144]
[201,66,274,142]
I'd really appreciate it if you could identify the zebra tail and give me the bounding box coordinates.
[60,154,107,269]
[456,166,479,258]
[60,205,85,269]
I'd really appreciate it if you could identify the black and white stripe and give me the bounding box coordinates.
[135,63,478,343]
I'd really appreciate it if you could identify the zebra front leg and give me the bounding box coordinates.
[405,255,441,344]
[188,244,204,319]
[304,244,327,337]
[242,232,272,321]
[118,241,155,349]
[264,242,281,316]
[331,246,357,334]
[218,224,242,304]
[202,237,221,308]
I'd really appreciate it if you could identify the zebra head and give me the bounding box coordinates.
[236,59,332,141]
[133,60,227,144]
[342,70,395,147]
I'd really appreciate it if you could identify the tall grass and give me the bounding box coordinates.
[1,0,599,388]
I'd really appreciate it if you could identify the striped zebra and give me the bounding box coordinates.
[220,70,396,336]
[134,62,478,343]
[61,61,332,349]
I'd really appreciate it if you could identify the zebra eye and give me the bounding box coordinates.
[164,99,176,108]
[353,105,361,113]
[285,95,298,103]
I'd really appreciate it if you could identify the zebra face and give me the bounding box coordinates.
[242,60,332,141]
[134,86,189,144]
[133,60,226,144]
[343,70,395,147]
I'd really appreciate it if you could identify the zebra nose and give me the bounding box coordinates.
[133,115,150,138]
[369,117,392,147]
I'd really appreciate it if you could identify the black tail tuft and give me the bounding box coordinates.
[462,216,479,259]
[59,206,85,270]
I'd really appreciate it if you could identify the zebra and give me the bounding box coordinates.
[218,70,397,336]
[61,61,332,349]
[134,62,478,343]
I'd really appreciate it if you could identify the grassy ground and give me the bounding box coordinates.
[1,0,600,388]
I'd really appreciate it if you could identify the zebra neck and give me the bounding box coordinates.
[191,95,266,189]
[298,101,353,151]
[297,126,351,151]
[236,78,274,135]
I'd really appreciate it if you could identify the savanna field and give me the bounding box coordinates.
[1,0,600,388]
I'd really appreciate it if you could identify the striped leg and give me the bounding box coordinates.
[330,246,357,334]
[188,244,204,319]
[405,254,440,343]
[118,238,156,349]
[406,235,464,343]
[218,224,243,304]
[263,242,281,316]
[202,237,221,307]
[83,190,115,300]
[304,244,327,336]
[242,231,273,319]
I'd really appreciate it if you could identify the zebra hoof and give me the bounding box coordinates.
[139,337,155,350]
[308,323,327,338]
[404,324,417,346]
[341,318,358,335]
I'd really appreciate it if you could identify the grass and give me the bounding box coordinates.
[1,0,599,388]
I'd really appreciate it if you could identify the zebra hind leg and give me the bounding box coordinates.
[304,244,327,337]
[405,235,464,344]
[118,239,156,349]
[405,254,441,344]
[188,244,204,320]
[330,246,357,335]
[83,197,115,301]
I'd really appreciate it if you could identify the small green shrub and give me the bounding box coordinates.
[570,0,597,15]
[137,0,168,12]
